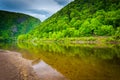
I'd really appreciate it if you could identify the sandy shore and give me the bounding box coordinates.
[0,50,39,80]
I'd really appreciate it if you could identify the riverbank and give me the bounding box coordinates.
[0,50,39,80]
[21,36,120,44]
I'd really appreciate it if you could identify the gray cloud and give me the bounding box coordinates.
[0,0,29,10]
[54,0,68,5]
[54,0,72,5]
[0,0,74,21]
[29,9,50,15]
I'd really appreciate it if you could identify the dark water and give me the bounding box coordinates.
[0,42,120,80]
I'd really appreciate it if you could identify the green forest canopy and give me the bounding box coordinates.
[18,0,120,41]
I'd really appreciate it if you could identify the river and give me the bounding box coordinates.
[0,42,120,80]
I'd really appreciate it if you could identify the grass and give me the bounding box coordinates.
[31,36,119,44]
[17,36,120,45]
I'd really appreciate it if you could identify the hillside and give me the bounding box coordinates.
[0,10,41,41]
[18,0,120,41]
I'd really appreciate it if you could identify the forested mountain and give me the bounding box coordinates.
[0,10,41,41]
[19,0,120,41]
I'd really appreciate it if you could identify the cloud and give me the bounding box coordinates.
[0,0,30,10]
[54,0,73,5]
[54,0,68,5]
[27,9,50,16]
[0,0,74,21]
[26,12,47,21]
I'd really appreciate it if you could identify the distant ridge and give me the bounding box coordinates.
[0,10,41,41]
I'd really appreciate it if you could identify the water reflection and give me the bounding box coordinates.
[0,42,120,80]
[33,60,67,80]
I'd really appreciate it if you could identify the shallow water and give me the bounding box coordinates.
[0,42,120,80]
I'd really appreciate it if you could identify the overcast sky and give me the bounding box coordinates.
[0,0,74,21]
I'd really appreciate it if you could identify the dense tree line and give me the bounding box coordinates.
[0,10,41,41]
[18,0,120,41]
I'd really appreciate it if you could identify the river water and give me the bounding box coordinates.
[0,42,120,80]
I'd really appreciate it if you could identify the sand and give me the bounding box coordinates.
[0,50,40,80]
